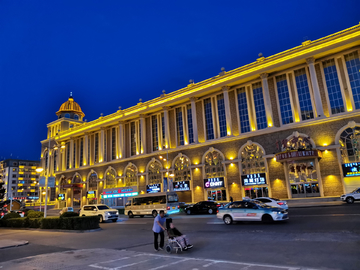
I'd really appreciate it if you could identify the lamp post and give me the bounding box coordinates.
[36,167,44,212]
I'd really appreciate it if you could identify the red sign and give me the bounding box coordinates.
[275,150,322,162]
[63,184,83,188]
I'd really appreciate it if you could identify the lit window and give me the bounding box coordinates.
[148,160,162,184]
[174,155,190,182]
[125,164,138,187]
[186,104,194,144]
[339,126,360,163]
[105,169,117,189]
[94,134,99,163]
[323,59,344,114]
[294,68,314,120]
[241,143,265,175]
[131,122,136,156]
[152,115,158,151]
[176,108,184,146]
[276,75,293,124]
[204,98,214,140]
[217,94,227,137]
[73,142,76,168]
[161,113,166,149]
[80,139,83,167]
[66,143,70,169]
[111,128,116,160]
[344,51,360,110]
[252,82,267,130]
[205,150,224,178]
[88,173,97,190]
[237,88,250,133]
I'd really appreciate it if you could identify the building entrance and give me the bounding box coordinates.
[244,187,269,199]
[73,188,81,207]
[207,189,227,201]
[291,183,320,198]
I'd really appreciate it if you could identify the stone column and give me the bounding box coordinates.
[190,97,198,143]
[118,122,124,158]
[163,107,170,149]
[69,139,74,169]
[260,73,274,127]
[99,128,105,163]
[222,86,233,136]
[140,115,146,154]
[306,57,325,117]
[84,134,88,166]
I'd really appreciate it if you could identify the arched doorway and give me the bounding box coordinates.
[72,174,82,207]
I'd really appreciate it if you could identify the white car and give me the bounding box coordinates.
[79,204,118,222]
[254,197,288,210]
[340,188,360,204]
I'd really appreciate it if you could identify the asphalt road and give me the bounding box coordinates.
[1,204,360,270]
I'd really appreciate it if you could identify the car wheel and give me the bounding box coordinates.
[99,215,104,223]
[152,210,158,218]
[346,197,354,204]
[223,215,233,225]
[112,219,118,222]
[208,208,213,214]
[128,211,134,218]
[186,209,191,215]
[82,215,85,217]
[262,214,273,223]
[166,245,172,253]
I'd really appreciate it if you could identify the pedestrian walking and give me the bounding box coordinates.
[152,210,166,251]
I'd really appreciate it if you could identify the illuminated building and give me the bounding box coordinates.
[0,159,40,201]
[40,24,360,208]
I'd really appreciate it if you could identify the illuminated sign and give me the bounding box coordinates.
[102,187,138,198]
[241,173,266,186]
[342,162,360,177]
[275,150,322,162]
[58,194,65,201]
[87,191,96,199]
[102,192,138,199]
[173,181,190,192]
[204,177,225,189]
[147,184,161,193]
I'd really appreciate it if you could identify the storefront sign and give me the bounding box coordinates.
[275,150,322,162]
[342,162,360,177]
[146,184,161,193]
[58,194,65,201]
[173,181,190,192]
[86,191,96,199]
[241,173,266,186]
[204,177,225,189]
[102,186,138,198]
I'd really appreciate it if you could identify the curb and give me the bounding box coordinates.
[2,227,102,233]
[0,241,29,250]
[288,204,345,208]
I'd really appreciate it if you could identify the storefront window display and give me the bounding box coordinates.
[204,150,226,201]
[207,190,227,201]
[339,126,360,163]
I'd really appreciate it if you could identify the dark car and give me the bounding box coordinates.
[185,201,218,215]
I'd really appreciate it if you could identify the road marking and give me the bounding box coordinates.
[147,259,191,270]
[202,261,218,267]
[89,257,130,269]
[114,259,152,269]
[206,222,223,224]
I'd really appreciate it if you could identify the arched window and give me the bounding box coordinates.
[74,114,79,120]
[59,177,67,193]
[44,151,49,172]
[64,113,70,118]
[124,164,138,187]
[105,169,116,189]
[241,143,265,175]
[204,150,224,178]
[148,160,162,184]
[88,172,98,190]
[53,150,57,173]
[174,155,191,182]
[339,126,360,163]
[73,174,81,184]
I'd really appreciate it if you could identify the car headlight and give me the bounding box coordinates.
[106,212,110,215]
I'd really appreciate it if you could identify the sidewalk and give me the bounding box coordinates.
[285,196,344,208]
[0,240,28,249]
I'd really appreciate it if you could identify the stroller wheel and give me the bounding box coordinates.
[166,245,172,253]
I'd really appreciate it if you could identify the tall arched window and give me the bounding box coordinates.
[59,177,67,193]
[124,164,138,187]
[241,143,265,175]
[339,126,360,163]
[73,174,81,184]
[53,150,57,173]
[74,114,79,120]
[88,172,98,190]
[148,160,162,184]
[174,155,191,182]
[204,150,224,178]
[105,169,116,189]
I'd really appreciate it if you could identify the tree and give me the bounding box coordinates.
[0,181,5,200]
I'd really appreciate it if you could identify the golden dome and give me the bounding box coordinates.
[56,96,85,117]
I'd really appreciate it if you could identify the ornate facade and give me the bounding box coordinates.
[40,24,360,208]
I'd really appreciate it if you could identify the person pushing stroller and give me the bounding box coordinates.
[166,218,193,250]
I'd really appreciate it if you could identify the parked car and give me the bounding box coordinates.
[254,197,288,210]
[59,207,74,216]
[217,200,288,225]
[340,188,360,204]
[79,204,118,222]
[185,201,218,215]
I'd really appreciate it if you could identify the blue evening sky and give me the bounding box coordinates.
[0,0,359,161]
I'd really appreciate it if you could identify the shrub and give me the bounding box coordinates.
[28,218,42,228]
[27,210,44,218]
[41,218,62,229]
[60,212,79,218]
[2,212,20,220]
[6,218,27,228]
[72,216,99,230]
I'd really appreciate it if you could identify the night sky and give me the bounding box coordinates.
[0,0,359,161]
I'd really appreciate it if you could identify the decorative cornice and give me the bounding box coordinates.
[306,57,315,65]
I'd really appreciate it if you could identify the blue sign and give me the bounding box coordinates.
[342,162,360,177]
[147,184,161,193]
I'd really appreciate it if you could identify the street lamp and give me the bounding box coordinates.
[36,167,44,212]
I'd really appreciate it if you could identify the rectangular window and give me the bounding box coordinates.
[88,137,90,164]
[112,128,116,160]
[94,133,99,163]
[344,51,360,110]
[152,115,158,151]
[53,150,57,171]
[187,104,194,144]
[131,122,136,156]
[294,68,314,120]
[73,142,76,168]
[66,143,70,169]
[323,59,345,114]
[80,139,83,167]
[217,94,227,137]
[237,87,250,133]
[176,107,184,146]
[204,98,214,140]
[139,121,142,153]
[104,131,107,162]
[252,82,267,130]
[161,113,166,149]
[276,75,293,124]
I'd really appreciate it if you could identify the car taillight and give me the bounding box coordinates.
[277,202,284,205]
[1,213,4,216]
[217,204,220,207]
[22,212,25,215]
[167,206,170,210]
[217,210,219,213]
[177,206,179,209]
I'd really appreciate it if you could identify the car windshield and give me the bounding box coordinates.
[252,201,270,208]
[351,188,360,193]
[97,205,110,210]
